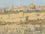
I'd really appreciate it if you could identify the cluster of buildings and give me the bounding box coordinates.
[0,24,45,34]
[0,3,45,34]
[0,3,45,23]
[0,3,45,12]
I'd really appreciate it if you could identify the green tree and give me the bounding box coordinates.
[26,16,29,21]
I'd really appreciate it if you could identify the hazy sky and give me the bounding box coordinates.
[0,0,45,8]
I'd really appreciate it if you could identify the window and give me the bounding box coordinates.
[40,19,42,20]
[37,19,39,20]
[44,15,45,16]
[1,17,2,19]
[37,14,40,16]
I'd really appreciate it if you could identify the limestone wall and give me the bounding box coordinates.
[0,12,45,22]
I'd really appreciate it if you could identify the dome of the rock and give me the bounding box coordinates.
[28,3,36,9]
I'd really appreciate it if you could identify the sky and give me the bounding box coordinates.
[0,0,45,8]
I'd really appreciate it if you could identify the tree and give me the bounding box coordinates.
[39,24,43,31]
[26,16,29,21]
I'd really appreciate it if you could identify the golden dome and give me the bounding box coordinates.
[28,3,35,8]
